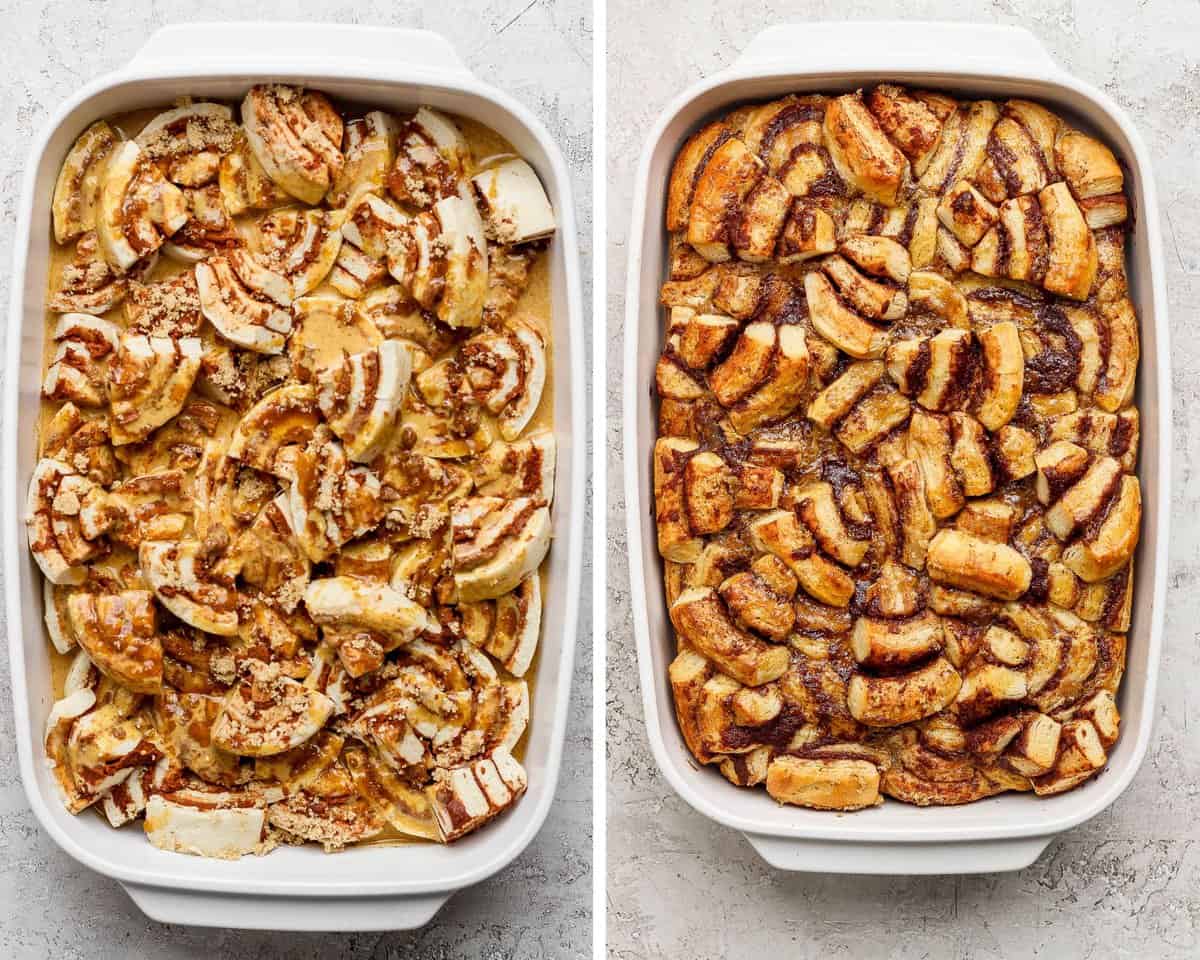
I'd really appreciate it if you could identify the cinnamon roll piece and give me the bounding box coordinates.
[242,84,345,205]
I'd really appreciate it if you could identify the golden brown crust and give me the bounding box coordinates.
[655,83,1140,812]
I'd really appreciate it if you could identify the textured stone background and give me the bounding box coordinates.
[607,2,1199,958]
[0,1,592,957]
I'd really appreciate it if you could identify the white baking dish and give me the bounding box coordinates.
[622,22,1170,875]
[5,22,584,930]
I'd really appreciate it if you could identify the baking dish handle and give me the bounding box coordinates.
[743,833,1053,875]
[733,22,1060,76]
[125,22,471,77]
[121,882,452,931]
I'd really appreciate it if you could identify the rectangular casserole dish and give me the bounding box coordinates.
[622,21,1170,875]
[5,22,584,930]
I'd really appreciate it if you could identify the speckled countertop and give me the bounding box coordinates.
[0,1,592,957]
[606,1,1199,957]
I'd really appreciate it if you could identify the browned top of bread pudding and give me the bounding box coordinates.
[654,86,1137,810]
[29,87,558,858]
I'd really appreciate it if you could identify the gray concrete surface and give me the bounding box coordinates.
[606,2,1200,957]
[0,1,592,957]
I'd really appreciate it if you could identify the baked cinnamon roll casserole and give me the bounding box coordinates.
[655,87,1139,810]
[29,87,557,857]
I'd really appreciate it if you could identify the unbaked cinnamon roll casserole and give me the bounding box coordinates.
[654,87,1138,810]
[28,87,557,857]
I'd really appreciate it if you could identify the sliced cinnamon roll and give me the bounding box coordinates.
[666,121,732,232]
[135,102,241,187]
[834,387,913,455]
[906,409,964,519]
[317,340,412,462]
[387,107,471,209]
[795,480,871,567]
[1055,131,1124,203]
[67,590,162,694]
[52,121,119,244]
[242,84,344,205]
[767,755,883,811]
[1061,474,1140,582]
[42,313,121,408]
[95,141,190,271]
[162,184,241,263]
[974,320,1023,429]
[1042,454,1122,541]
[972,99,1060,203]
[823,92,910,205]
[746,509,855,608]
[1032,717,1107,795]
[885,328,976,412]
[948,412,996,496]
[917,99,1000,196]
[285,427,387,562]
[1050,408,1139,471]
[195,250,293,354]
[226,496,312,612]
[327,111,399,208]
[26,459,103,585]
[926,528,1032,600]
[227,383,320,477]
[669,587,789,686]
[451,495,551,603]
[212,659,334,757]
[427,748,527,842]
[140,538,239,636]
[847,656,961,727]
[887,459,937,569]
[329,191,407,298]
[739,96,826,174]
[303,576,430,665]
[219,138,291,215]
[1039,181,1098,300]
[143,791,273,860]
[245,206,344,297]
[777,203,837,262]
[723,324,810,434]
[360,284,456,356]
[685,136,764,261]
[387,195,489,329]
[473,431,556,504]
[107,334,202,445]
[471,158,557,246]
[78,469,190,548]
[804,271,888,359]
[461,575,542,678]
[866,84,945,176]
[343,742,440,841]
[41,402,118,486]
[973,183,1097,300]
[937,179,998,248]
[54,695,160,814]
[653,437,701,562]
[46,231,150,315]
[808,361,885,430]
[460,317,547,440]
[1094,297,1139,412]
